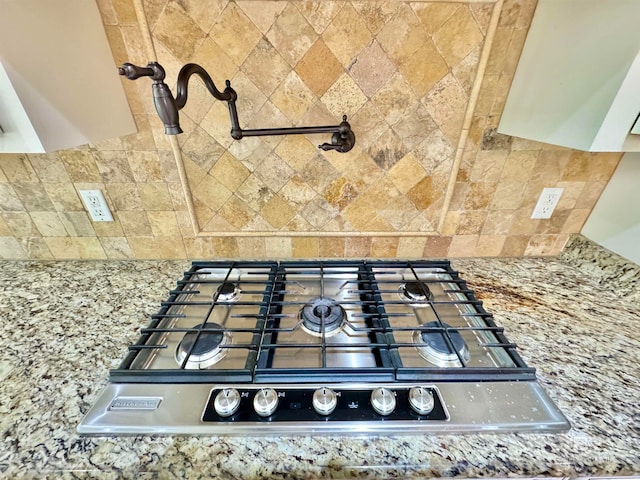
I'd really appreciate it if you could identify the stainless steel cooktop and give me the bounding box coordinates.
[78,260,570,435]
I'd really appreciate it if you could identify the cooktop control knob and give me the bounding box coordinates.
[370,387,396,416]
[253,388,279,417]
[312,387,338,416]
[214,388,241,417]
[409,387,435,415]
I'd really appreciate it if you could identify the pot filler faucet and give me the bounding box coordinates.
[118,62,356,153]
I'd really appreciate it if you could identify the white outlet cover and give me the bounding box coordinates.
[79,189,113,222]
[531,187,564,219]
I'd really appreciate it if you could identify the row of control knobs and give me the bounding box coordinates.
[213,387,435,417]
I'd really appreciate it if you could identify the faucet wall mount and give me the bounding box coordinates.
[118,62,356,153]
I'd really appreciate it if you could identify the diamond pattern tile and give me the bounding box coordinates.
[165,0,488,233]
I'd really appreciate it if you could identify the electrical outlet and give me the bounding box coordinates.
[531,187,564,219]
[79,189,113,222]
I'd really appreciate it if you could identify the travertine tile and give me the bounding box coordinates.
[180,127,226,173]
[261,195,297,229]
[100,237,134,259]
[127,151,164,182]
[45,183,84,212]
[296,39,343,97]
[236,1,285,34]
[422,236,451,258]
[412,3,460,34]
[94,151,135,183]
[105,183,144,211]
[118,211,153,236]
[219,196,254,229]
[59,151,102,183]
[147,211,181,237]
[448,234,478,257]
[183,237,217,259]
[209,153,251,191]
[371,237,398,258]
[18,237,53,259]
[524,234,557,256]
[321,73,367,118]
[392,102,437,151]
[396,236,426,258]
[462,182,496,210]
[236,237,266,258]
[400,38,448,98]
[1,212,41,237]
[27,153,71,183]
[191,175,232,212]
[377,3,428,65]
[44,237,106,259]
[296,1,343,34]
[12,183,55,212]
[281,177,317,207]
[153,2,206,62]
[367,128,407,171]
[348,103,387,150]
[475,234,506,257]
[319,237,345,258]
[322,3,372,67]
[0,237,26,259]
[292,237,319,258]
[175,0,227,33]
[272,71,316,123]
[482,209,515,235]
[191,38,238,88]
[242,38,291,98]
[352,1,400,35]
[265,236,292,258]
[0,154,39,183]
[345,236,371,257]
[455,210,487,235]
[433,5,484,68]
[266,3,317,67]
[300,197,338,229]
[371,73,417,128]
[92,216,125,237]
[212,237,239,257]
[138,183,174,211]
[29,212,67,237]
[59,212,95,237]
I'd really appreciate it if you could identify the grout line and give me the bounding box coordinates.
[133,0,157,61]
[436,0,505,233]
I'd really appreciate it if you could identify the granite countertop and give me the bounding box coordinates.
[0,243,639,478]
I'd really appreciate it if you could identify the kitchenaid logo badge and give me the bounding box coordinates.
[110,397,162,411]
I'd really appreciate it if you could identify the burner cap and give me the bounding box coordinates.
[300,297,345,337]
[215,282,241,302]
[176,322,231,369]
[399,281,434,305]
[412,321,470,367]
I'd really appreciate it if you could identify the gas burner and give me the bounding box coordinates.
[412,321,470,368]
[300,297,345,337]
[399,281,434,305]
[215,282,241,302]
[175,322,231,369]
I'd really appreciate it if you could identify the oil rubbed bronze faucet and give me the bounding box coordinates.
[118,61,356,153]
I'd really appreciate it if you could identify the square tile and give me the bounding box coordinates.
[210,2,262,65]
[350,41,396,98]
[296,39,343,97]
[266,3,317,67]
[322,3,372,67]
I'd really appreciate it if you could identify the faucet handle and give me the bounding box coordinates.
[118,62,166,82]
[318,121,356,153]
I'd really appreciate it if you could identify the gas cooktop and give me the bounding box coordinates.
[78,260,569,435]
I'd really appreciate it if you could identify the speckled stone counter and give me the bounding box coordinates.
[0,255,638,479]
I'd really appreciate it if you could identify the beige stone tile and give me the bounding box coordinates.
[122,115,156,152]
[111,0,137,25]
[392,102,438,151]
[92,215,125,237]
[367,128,408,171]
[482,209,515,235]
[352,2,400,35]
[322,3,372,67]
[93,151,135,183]
[236,1,286,34]
[200,102,236,151]
[412,3,460,34]
[125,151,163,182]
[203,214,238,232]
[524,234,557,256]
[452,44,481,96]
[209,152,251,191]
[423,73,468,144]
[139,183,174,211]
[212,237,239,257]
[118,211,152,236]
[401,38,449,99]
[324,147,384,188]
[127,237,160,259]
[471,3,495,34]
[377,4,429,65]
[440,211,460,235]
[192,175,233,212]
[318,237,345,258]
[292,237,319,258]
[463,182,497,210]
[181,127,227,174]
[371,237,398,258]
[490,181,526,210]
[100,237,134,259]
[183,237,216,259]
[300,154,339,193]
[30,212,67,237]
[105,183,143,211]
[561,209,591,233]
[500,150,539,182]
[266,3,317,67]
[178,0,228,33]
[0,154,39,182]
[422,236,452,258]
[296,1,343,34]
[0,215,10,236]
[44,237,106,259]
[271,71,316,123]
[534,209,571,235]
[254,153,295,193]
[554,181,586,210]
[348,103,387,150]
[552,233,571,254]
[371,73,416,127]
[295,39,343,97]
[96,0,117,25]
[280,176,317,207]
[448,182,468,211]
[154,1,205,62]
[433,5,484,68]
[261,195,297,229]
[1,212,40,237]
[265,236,292,258]
[12,183,55,212]
[387,153,427,195]
[156,236,187,259]
[323,177,361,211]
[274,136,318,172]
[242,38,291,97]
[456,210,487,235]
[235,237,265,258]
[575,181,606,209]
[300,197,338,229]
[396,236,426,258]
[407,177,442,211]
[413,128,455,174]
[44,183,83,212]
[474,235,506,257]
[345,236,371,257]
[59,212,96,237]
[448,235,479,257]
[58,150,102,183]
[219,196,254,229]
[18,237,53,259]
[191,39,237,90]
[0,237,26,259]
[147,211,181,237]
[500,235,530,256]
[530,150,571,184]
[236,174,274,211]
[509,208,538,235]
[26,153,70,183]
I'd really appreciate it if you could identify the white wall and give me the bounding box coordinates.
[582,153,640,264]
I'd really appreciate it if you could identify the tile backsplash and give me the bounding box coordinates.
[0,0,621,259]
